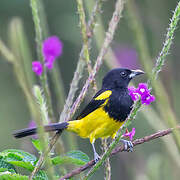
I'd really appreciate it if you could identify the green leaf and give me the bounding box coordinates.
[0,158,16,173]
[33,170,48,180]
[31,139,42,152]
[0,149,37,171]
[0,172,28,180]
[0,168,15,174]
[52,150,89,166]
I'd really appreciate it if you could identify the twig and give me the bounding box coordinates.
[1,27,39,122]
[76,0,97,92]
[101,139,111,180]
[59,0,102,122]
[29,86,55,180]
[83,1,180,178]
[76,0,92,74]
[59,125,180,180]
[31,1,104,176]
[30,131,61,179]
[148,0,180,149]
[68,0,125,119]
[126,0,180,151]
[31,0,124,175]
[151,1,180,82]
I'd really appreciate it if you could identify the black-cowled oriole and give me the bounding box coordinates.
[13,68,144,161]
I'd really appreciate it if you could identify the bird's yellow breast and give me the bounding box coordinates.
[67,106,124,143]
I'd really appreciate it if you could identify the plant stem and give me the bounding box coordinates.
[0,39,15,63]
[85,0,119,69]
[51,65,66,111]
[69,0,125,119]
[83,1,180,178]
[126,0,180,150]
[76,0,92,74]
[59,125,180,180]
[7,20,39,121]
[59,0,103,122]
[30,0,54,119]
[101,139,111,180]
[29,86,55,180]
[31,0,104,175]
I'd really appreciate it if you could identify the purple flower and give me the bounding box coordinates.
[123,128,136,141]
[42,36,63,62]
[129,83,155,105]
[128,87,140,101]
[137,83,155,105]
[141,93,155,105]
[137,83,149,96]
[32,61,43,76]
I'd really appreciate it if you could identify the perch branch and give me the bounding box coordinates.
[59,125,180,180]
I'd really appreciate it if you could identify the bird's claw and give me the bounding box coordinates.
[94,153,101,163]
[120,139,134,152]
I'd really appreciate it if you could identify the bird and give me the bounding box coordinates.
[13,68,144,162]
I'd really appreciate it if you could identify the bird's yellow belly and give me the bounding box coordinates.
[67,107,124,143]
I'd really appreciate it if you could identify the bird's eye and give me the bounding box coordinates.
[120,71,126,77]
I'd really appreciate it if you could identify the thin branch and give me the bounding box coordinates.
[31,1,104,176]
[29,86,55,180]
[101,139,111,180]
[82,1,180,178]
[68,0,125,119]
[59,125,180,180]
[31,0,124,176]
[59,0,102,122]
[30,131,61,178]
[126,0,180,151]
[76,0,97,92]
[76,0,92,74]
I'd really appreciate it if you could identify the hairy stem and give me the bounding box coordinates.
[29,86,55,180]
[126,0,180,151]
[32,0,104,175]
[59,0,102,122]
[69,0,125,119]
[30,0,54,119]
[83,1,180,178]
[76,0,92,74]
[101,139,111,180]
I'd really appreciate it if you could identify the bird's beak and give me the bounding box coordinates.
[129,69,145,78]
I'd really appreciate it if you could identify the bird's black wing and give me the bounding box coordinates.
[76,89,112,120]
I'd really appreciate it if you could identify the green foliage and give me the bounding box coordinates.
[52,150,89,166]
[0,172,28,180]
[31,139,42,152]
[0,149,49,179]
[0,147,89,179]
[0,149,36,171]
[33,170,48,180]
[0,158,16,173]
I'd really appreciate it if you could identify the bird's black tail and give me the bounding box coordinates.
[13,122,69,138]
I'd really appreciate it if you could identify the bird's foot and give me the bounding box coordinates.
[120,139,133,152]
[94,152,101,163]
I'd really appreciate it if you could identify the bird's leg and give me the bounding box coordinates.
[120,139,133,152]
[91,142,100,163]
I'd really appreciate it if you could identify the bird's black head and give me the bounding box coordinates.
[102,68,144,89]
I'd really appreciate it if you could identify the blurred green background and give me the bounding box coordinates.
[1,0,180,179]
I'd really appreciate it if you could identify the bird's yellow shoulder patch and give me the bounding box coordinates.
[95,90,112,100]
